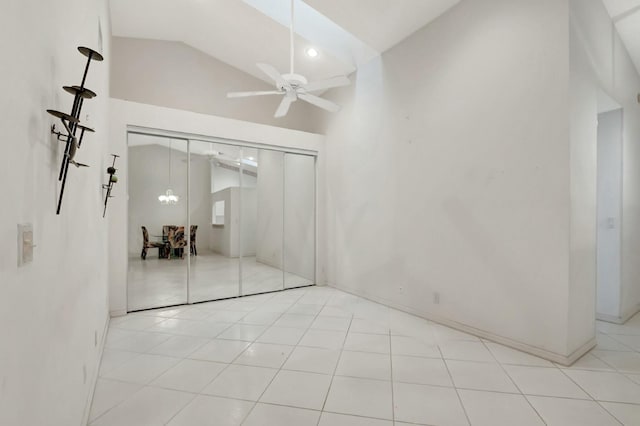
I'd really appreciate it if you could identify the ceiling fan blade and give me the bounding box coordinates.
[302,76,351,92]
[257,63,288,88]
[275,95,295,118]
[297,93,341,113]
[227,90,283,98]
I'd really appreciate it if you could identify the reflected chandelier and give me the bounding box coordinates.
[158,139,180,205]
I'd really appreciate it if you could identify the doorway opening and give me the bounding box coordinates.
[596,90,623,323]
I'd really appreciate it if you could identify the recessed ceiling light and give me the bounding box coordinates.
[305,47,319,58]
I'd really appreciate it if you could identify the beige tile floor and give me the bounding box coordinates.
[90,286,640,425]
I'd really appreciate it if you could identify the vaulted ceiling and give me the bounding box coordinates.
[110,0,640,91]
[109,0,461,85]
[602,0,640,74]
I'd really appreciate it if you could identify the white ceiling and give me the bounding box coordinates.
[602,0,640,74]
[109,0,460,85]
[303,0,461,53]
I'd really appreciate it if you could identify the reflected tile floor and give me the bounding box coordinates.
[128,251,313,311]
[91,287,640,425]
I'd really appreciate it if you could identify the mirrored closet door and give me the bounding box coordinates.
[241,148,284,296]
[127,132,316,312]
[188,140,241,303]
[127,134,188,311]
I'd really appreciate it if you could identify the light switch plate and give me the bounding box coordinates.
[17,223,34,266]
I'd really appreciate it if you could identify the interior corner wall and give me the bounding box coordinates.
[321,0,577,361]
[110,37,326,134]
[568,28,598,354]
[0,1,111,425]
[570,0,640,323]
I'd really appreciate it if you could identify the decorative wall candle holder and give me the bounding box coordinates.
[102,154,119,218]
[46,46,103,215]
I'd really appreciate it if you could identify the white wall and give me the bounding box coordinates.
[570,0,640,323]
[0,0,111,424]
[108,99,324,315]
[596,109,623,318]
[568,21,598,355]
[321,0,585,362]
[110,37,325,134]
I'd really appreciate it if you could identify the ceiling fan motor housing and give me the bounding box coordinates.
[282,73,308,89]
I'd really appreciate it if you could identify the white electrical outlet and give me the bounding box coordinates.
[433,292,440,304]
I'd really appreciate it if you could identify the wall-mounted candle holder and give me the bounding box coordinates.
[46,46,103,215]
[102,154,119,218]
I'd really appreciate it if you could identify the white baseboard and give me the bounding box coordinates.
[597,303,640,324]
[109,309,127,317]
[329,283,595,366]
[81,314,110,426]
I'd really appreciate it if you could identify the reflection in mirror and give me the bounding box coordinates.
[127,134,188,311]
[241,148,285,295]
[126,132,317,309]
[284,153,316,288]
[212,201,225,225]
[189,140,241,302]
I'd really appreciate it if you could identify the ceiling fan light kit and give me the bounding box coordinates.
[227,0,350,118]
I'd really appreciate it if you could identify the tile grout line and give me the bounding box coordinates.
[93,326,202,424]
[438,344,472,426]
[317,313,355,426]
[103,293,362,424]
[556,366,624,426]
[94,294,640,426]
[478,338,548,426]
[388,328,396,424]
[167,293,300,423]
[105,289,302,426]
[211,291,308,426]
[236,290,334,426]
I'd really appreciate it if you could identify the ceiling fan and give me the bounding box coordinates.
[227,0,350,118]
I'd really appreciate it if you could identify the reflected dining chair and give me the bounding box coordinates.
[141,226,166,260]
[166,226,187,259]
[190,225,198,256]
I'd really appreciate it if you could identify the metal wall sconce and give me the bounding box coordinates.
[46,46,103,215]
[102,154,119,218]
